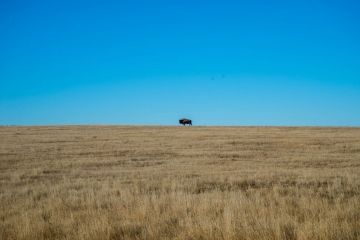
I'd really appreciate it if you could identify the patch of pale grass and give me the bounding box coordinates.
[0,126,359,239]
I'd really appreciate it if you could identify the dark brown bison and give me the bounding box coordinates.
[179,118,192,126]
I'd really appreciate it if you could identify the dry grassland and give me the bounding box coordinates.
[0,126,359,240]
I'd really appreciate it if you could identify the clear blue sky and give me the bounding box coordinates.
[1,0,359,126]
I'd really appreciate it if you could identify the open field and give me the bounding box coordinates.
[0,126,359,240]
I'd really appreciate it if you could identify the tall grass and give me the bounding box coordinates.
[0,126,359,239]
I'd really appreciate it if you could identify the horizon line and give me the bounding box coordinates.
[1,124,359,128]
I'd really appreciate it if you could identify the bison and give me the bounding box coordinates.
[179,118,192,126]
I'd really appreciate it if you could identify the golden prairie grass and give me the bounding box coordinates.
[0,126,359,240]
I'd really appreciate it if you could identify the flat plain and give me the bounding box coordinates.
[0,126,359,240]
